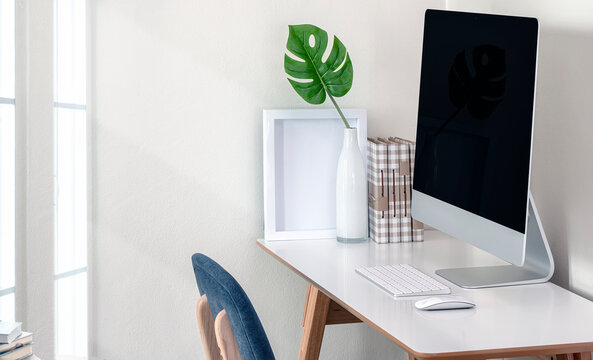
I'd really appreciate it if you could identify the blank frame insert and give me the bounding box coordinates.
[263,109,367,240]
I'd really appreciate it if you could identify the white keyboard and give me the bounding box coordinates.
[356,264,451,297]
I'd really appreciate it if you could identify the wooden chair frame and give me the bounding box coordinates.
[196,295,242,360]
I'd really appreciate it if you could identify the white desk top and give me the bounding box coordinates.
[258,231,593,358]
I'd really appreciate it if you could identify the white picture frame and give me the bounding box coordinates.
[263,109,367,241]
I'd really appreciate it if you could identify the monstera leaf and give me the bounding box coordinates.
[435,44,506,135]
[284,24,353,128]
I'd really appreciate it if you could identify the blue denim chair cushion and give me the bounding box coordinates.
[192,253,275,360]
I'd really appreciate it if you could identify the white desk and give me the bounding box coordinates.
[257,231,593,360]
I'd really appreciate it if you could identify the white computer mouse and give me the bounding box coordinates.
[414,295,475,311]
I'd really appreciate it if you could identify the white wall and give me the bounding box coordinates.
[447,0,593,301]
[91,0,443,359]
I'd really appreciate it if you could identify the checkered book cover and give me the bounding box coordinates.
[412,220,425,242]
[369,207,389,243]
[390,137,425,242]
[398,142,413,242]
[367,139,389,244]
[379,138,400,243]
[409,142,424,242]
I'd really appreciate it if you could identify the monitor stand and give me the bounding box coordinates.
[435,192,554,288]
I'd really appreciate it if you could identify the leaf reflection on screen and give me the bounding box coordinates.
[434,44,507,136]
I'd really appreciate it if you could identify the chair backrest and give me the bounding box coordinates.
[192,253,275,360]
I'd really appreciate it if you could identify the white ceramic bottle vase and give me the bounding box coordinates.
[336,127,368,243]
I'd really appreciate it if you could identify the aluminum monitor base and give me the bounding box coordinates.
[436,193,554,288]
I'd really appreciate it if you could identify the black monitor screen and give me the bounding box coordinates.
[414,10,538,234]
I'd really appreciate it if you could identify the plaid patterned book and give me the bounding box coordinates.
[398,141,413,242]
[390,137,425,242]
[408,141,424,242]
[367,139,389,244]
[378,138,400,243]
[413,220,425,242]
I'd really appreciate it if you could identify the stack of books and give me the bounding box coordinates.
[0,322,36,360]
[367,137,424,244]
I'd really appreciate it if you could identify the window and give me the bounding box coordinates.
[0,0,16,323]
[54,0,87,357]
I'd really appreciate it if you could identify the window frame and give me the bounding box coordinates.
[0,0,16,323]
[53,0,90,357]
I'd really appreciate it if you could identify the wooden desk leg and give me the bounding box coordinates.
[408,354,416,360]
[299,284,362,360]
[555,353,593,360]
[299,285,331,360]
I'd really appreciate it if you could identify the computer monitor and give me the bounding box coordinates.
[412,9,554,288]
